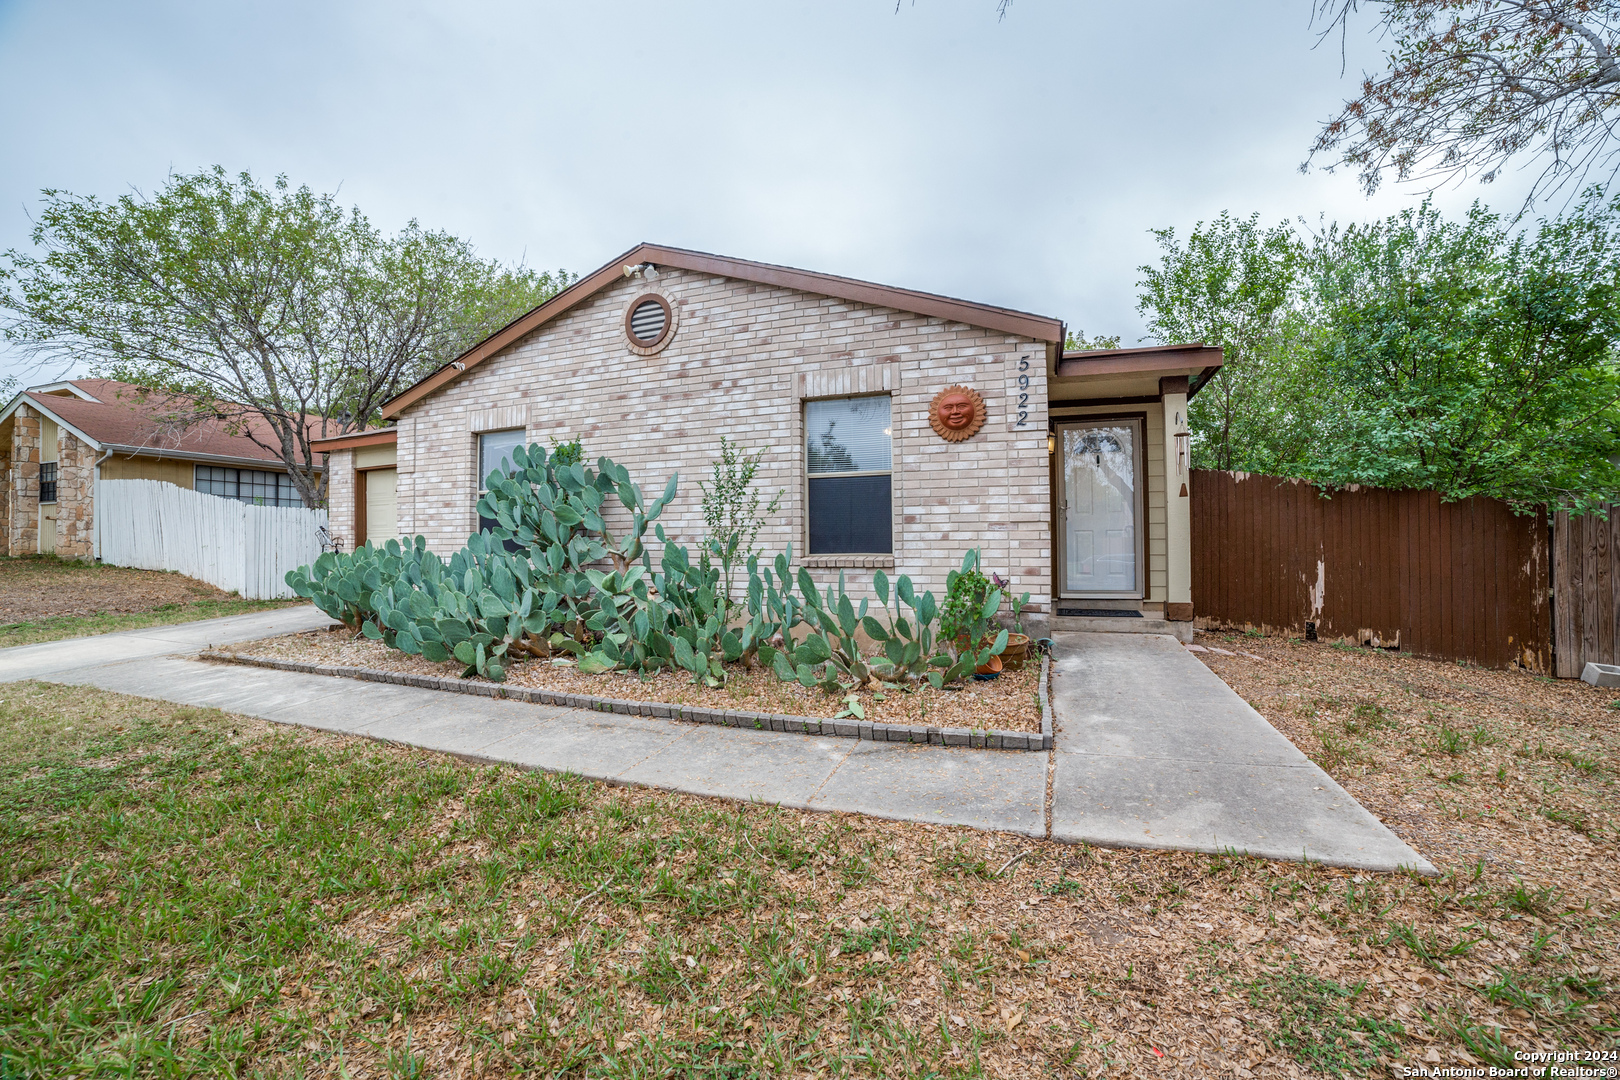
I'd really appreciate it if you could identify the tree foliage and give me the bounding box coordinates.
[1137,212,1319,472]
[1311,1,1620,206]
[1138,195,1620,510]
[0,167,572,506]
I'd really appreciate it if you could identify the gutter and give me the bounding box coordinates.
[99,444,326,472]
[92,447,113,562]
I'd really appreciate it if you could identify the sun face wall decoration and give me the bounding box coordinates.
[928,385,986,442]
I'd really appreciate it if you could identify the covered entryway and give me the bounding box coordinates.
[1045,345,1224,641]
[352,438,399,547]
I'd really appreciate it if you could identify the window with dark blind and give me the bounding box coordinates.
[38,462,57,504]
[805,395,892,554]
[194,465,301,507]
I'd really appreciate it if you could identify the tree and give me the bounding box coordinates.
[697,437,784,611]
[1136,212,1316,472]
[1063,329,1122,350]
[0,167,571,506]
[1303,192,1620,509]
[1310,0,1620,206]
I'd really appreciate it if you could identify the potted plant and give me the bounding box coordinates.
[941,553,1011,676]
[993,578,1033,671]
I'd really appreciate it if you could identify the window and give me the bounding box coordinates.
[477,429,527,539]
[194,465,302,507]
[38,462,57,504]
[805,395,892,554]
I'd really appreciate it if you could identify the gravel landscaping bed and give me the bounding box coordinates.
[234,626,1046,733]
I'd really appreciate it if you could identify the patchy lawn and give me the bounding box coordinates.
[1,672,1613,1078]
[1191,629,1618,885]
[0,556,296,647]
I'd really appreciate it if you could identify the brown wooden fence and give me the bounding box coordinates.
[1553,508,1620,677]
[1191,470,1550,672]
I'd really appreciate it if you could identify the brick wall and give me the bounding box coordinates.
[392,268,1054,615]
[326,448,356,551]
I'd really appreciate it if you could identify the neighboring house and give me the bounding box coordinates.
[0,379,322,560]
[314,245,1221,638]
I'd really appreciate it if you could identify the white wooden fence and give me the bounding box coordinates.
[97,479,327,600]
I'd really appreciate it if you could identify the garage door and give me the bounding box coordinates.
[363,468,397,545]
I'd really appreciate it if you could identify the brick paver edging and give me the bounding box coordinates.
[198,651,1055,752]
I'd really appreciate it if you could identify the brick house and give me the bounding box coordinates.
[314,245,1221,639]
[0,379,322,560]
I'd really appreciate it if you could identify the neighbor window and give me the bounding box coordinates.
[477,429,527,537]
[39,462,57,504]
[194,465,301,507]
[806,395,892,554]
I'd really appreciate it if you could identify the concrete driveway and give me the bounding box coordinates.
[0,609,1434,873]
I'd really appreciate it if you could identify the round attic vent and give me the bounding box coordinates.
[625,294,672,349]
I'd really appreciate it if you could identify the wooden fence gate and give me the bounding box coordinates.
[1552,507,1620,677]
[1191,470,1550,672]
[97,479,327,600]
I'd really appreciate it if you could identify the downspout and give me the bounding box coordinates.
[93,447,112,562]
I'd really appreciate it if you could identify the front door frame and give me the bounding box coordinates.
[1055,414,1147,600]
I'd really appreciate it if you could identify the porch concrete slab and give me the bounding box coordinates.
[0,605,330,682]
[807,740,1047,837]
[619,727,853,808]
[1049,632,1435,874]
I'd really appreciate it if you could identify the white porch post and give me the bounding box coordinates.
[1161,377,1192,621]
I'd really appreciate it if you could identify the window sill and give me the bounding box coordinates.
[802,554,895,569]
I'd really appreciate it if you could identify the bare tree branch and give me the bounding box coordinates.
[1308,1,1620,209]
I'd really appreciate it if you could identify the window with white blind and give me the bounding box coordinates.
[194,465,302,507]
[805,395,892,554]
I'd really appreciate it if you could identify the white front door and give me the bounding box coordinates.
[1059,419,1143,597]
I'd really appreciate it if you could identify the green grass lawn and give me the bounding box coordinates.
[0,597,299,649]
[1,682,1612,1077]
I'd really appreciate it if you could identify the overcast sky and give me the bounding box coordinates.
[0,0,1541,385]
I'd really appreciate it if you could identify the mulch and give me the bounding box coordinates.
[0,558,231,622]
[238,627,1045,731]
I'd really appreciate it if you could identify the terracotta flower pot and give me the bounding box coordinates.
[974,652,1004,676]
[999,632,1031,671]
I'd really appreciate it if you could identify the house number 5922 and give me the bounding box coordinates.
[1013,355,1031,427]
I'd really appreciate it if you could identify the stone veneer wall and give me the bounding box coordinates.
[391,267,1054,615]
[53,430,96,560]
[7,408,40,557]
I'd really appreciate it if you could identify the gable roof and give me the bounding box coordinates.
[0,379,329,469]
[382,243,1067,419]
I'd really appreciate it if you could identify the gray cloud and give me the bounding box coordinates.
[0,0,1541,383]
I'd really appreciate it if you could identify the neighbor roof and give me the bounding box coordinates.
[0,379,330,469]
[382,243,1068,419]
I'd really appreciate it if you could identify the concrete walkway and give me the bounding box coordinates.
[1050,632,1434,873]
[1,608,1433,873]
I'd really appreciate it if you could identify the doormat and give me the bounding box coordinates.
[1057,608,1143,618]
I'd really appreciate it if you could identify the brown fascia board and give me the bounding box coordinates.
[1055,344,1225,380]
[381,243,1068,419]
[309,428,399,453]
